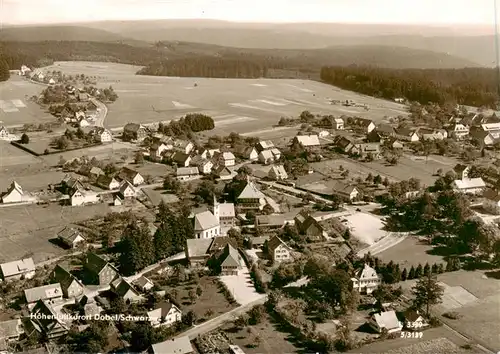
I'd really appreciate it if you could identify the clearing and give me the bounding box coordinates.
[0,140,41,168]
[343,212,386,246]
[377,237,446,268]
[41,61,409,134]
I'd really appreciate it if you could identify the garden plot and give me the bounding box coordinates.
[343,212,387,245]
[438,283,478,311]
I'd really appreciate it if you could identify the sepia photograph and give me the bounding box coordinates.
[0,0,499,353]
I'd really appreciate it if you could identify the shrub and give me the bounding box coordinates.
[20,133,29,144]
[443,311,462,320]
[428,316,442,327]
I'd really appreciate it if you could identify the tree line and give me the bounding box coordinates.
[320,66,499,108]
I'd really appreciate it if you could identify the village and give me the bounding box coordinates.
[0,64,499,354]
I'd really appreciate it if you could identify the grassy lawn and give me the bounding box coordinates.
[377,237,446,268]
[220,314,304,354]
[164,276,238,322]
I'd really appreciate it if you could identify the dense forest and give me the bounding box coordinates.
[320,66,499,108]
[137,57,270,78]
[0,60,9,82]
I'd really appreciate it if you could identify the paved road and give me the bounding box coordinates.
[91,98,108,128]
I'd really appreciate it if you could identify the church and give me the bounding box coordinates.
[193,197,235,239]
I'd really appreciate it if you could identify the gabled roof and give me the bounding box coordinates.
[186,238,213,258]
[119,180,135,194]
[257,140,275,150]
[453,164,470,174]
[24,283,62,303]
[269,165,288,178]
[171,152,191,165]
[218,202,235,217]
[376,124,395,135]
[148,301,179,320]
[53,265,83,291]
[219,244,242,268]
[57,227,85,244]
[85,253,116,275]
[96,175,118,188]
[453,177,485,190]
[332,181,358,195]
[221,152,235,160]
[151,336,193,354]
[354,264,379,280]
[111,278,139,298]
[0,258,35,278]
[177,167,199,176]
[133,276,153,288]
[334,136,353,149]
[394,127,414,137]
[5,181,23,196]
[372,311,401,331]
[259,150,274,159]
[294,135,320,147]
[353,117,374,127]
[267,235,291,253]
[118,167,141,181]
[193,210,219,231]
[237,180,265,199]
[301,215,323,233]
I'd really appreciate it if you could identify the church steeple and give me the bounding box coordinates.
[213,195,220,223]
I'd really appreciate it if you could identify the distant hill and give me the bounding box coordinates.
[0,40,478,73]
[0,25,148,47]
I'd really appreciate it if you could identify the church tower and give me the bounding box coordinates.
[213,195,220,223]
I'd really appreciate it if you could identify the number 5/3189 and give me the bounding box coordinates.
[401,331,423,339]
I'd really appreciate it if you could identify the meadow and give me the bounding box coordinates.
[42,61,409,135]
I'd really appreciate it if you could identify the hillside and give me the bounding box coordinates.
[0,25,147,47]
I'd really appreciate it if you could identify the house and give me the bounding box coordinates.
[29,300,69,339]
[256,140,275,152]
[483,189,500,209]
[357,143,382,159]
[174,140,194,155]
[469,128,495,146]
[385,138,404,150]
[123,123,148,142]
[333,136,356,154]
[213,165,236,181]
[333,118,344,130]
[366,130,382,143]
[57,227,85,248]
[77,92,89,102]
[0,126,9,139]
[292,135,321,148]
[52,265,84,298]
[297,215,326,241]
[213,197,235,235]
[403,309,428,330]
[394,127,419,142]
[111,278,142,303]
[96,175,120,190]
[20,65,31,76]
[453,164,471,180]
[217,244,243,275]
[170,152,191,167]
[416,128,445,141]
[255,213,296,232]
[48,78,56,86]
[332,181,360,201]
[118,167,144,186]
[447,123,469,140]
[193,210,220,239]
[61,175,84,194]
[88,166,104,179]
[24,283,63,305]
[119,180,136,198]
[351,264,381,294]
[369,311,403,334]
[394,97,406,103]
[70,187,98,206]
[480,122,500,138]
[218,152,236,167]
[150,336,194,354]
[236,178,266,211]
[375,124,396,137]
[185,237,238,267]
[0,319,23,349]
[268,165,288,180]
[0,258,35,281]
[240,146,259,161]
[271,148,281,160]
[258,150,275,165]
[268,236,292,263]
[197,159,214,174]
[176,167,200,181]
[1,181,34,204]
[453,178,486,195]
[113,195,122,206]
[148,302,182,328]
[150,143,171,159]
[133,276,154,292]
[200,148,220,160]
[84,253,119,285]
[354,118,376,133]
[95,128,113,143]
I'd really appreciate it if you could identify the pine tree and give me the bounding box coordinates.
[394,264,401,282]
[401,268,408,281]
[437,263,444,274]
[431,263,438,274]
[423,262,430,276]
[408,266,416,279]
[415,264,423,278]
[412,273,445,316]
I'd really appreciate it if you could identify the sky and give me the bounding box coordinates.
[1,0,497,26]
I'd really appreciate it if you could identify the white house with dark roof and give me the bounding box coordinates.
[241,146,259,161]
[333,118,344,130]
[96,175,120,190]
[193,210,220,239]
[70,187,98,206]
[150,143,171,159]
[267,235,292,263]
[24,283,63,306]
[119,180,136,198]
[52,265,84,298]
[218,152,236,167]
[236,178,266,211]
[258,150,274,165]
[218,244,244,275]
[197,159,214,175]
[453,164,471,180]
[453,177,486,195]
[177,167,200,181]
[148,302,182,328]
[369,310,403,334]
[111,278,143,303]
[256,140,275,152]
[200,148,220,160]
[133,276,154,292]
[1,181,35,204]
[57,227,85,248]
[0,258,35,281]
[173,140,194,154]
[118,167,144,186]
[332,181,360,201]
[351,264,381,294]
[292,135,320,148]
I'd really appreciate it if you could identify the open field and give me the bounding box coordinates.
[311,155,450,186]
[0,203,112,263]
[0,76,55,126]
[0,170,66,192]
[377,237,446,268]
[0,140,41,167]
[399,270,500,352]
[42,61,409,134]
[344,213,386,246]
